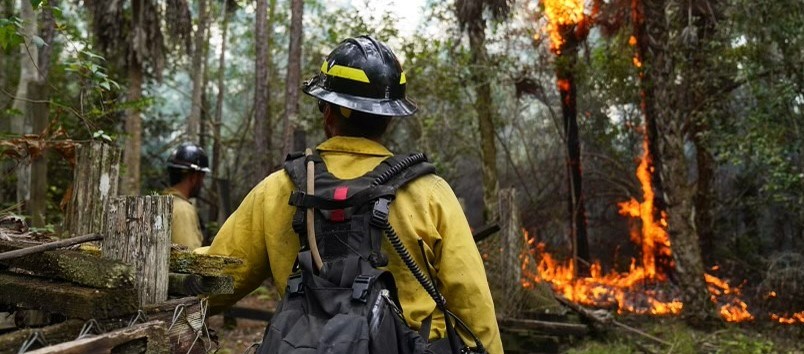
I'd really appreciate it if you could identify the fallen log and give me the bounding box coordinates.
[0,234,102,262]
[497,317,589,336]
[168,272,234,296]
[0,273,137,320]
[553,294,670,346]
[25,320,169,354]
[0,240,134,289]
[0,319,83,354]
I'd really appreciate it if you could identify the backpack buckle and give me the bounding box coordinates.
[370,198,391,227]
[351,274,375,303]
[287,272,304,296]
[288,191,307,207]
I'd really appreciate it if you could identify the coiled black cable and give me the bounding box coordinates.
[371,153,427,187]
[371,153,464,354]
[371,153,444,305]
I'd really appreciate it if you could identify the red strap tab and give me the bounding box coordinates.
[331,186,349,222]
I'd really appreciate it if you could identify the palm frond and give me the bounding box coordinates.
[455,0,512,31]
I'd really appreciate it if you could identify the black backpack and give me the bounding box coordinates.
[256,151,485,354]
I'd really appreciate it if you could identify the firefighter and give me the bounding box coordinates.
[203,36,503,353]
[164,143,209,249]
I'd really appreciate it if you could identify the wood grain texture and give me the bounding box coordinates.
[103,196,172,306]
[64,142,121,237]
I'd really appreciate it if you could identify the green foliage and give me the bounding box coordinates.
[716,332,775,354]
[0,16,22,50]
[566,340,635,354]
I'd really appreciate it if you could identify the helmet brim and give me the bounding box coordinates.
[167,162,211,173]
[304,84,418,117]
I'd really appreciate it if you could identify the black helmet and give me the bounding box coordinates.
[303,35,417,117]
[167,143,211,173]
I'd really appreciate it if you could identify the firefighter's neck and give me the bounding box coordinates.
[172,177,196,200]
[324,110,382,142]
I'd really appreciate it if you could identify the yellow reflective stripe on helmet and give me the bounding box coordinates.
[400,71,406,85]
[320,61,371,83]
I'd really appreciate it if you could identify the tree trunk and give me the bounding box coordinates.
[122,0,145,196]
[642,0,716,325]
[28,1,57,227]
[187,0,208,143]
[0,0,12,115]
[632,0,666,213]
[468,24,499,222]
[10,0,38,211]
[632,0,672,275]
[282,0,303,158]
[0,0,14,207]
[122,63,144,195]
[211,1,230,226]
[253,0,272,182]
[555,42,590,272]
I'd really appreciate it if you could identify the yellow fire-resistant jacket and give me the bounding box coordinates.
[205,136,503,353]
[163,188,204,249]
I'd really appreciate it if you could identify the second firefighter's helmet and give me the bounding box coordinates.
[303,35,417,117]
[167,143,211,173]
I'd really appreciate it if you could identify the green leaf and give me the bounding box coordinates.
[30,0,43,9]
[31,35,46,48]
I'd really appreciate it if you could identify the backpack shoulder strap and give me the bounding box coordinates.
[283,151,324,190]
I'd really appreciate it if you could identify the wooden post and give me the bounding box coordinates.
[103,196,172,306]
[64,141,121,237]
[499,188,522,295]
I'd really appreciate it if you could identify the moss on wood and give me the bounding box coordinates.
[0,241,134,289]
[168,250,242,276]
[78,244,242,277]
[0,273,138,320]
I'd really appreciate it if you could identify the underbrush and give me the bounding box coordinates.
[566,317,802,354]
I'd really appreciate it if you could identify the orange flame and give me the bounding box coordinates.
[521,130,761,323]
[771,312,804,324]
[617,139,671,280]
[542,0,585,53]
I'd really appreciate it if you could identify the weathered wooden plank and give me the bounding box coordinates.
[499,327,561,354]
[0,273,137,320]
[64,141,121,237]
[0,234,103,262]
[77,244,243,276]
[497,317,590,336]
[0,240,134,289]
[168,272,234,296]
[25,320,169,354]
[0,319,83,354]
[103,196,172,306]
[169,249,242,276]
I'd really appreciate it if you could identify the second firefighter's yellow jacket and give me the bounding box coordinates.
[204,136,503,353]
[164,188,204,249]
